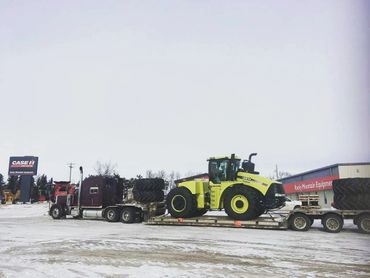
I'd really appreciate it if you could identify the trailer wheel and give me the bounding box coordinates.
[50,204,63,219]
[357,214,370,234]
[289,213,310,231]
[105,208,119,222]
[322,214,343,233]
[121,208,135,224]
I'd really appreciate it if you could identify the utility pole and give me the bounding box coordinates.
[275,164,279,180]
[67,163,75,182]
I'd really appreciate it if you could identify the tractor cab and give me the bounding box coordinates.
[208,154,241,184]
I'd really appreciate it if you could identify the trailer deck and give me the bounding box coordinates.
[147,213,289,230]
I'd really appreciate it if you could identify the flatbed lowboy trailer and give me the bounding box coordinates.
[148,208,370,234]
[148,214,289,230]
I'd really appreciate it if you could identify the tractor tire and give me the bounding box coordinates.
[155,207,167,216]
[166,187,196,218]
[121,207,136,224]
[133,178,165,191]
[322,214,343,233]
[224,186,259,220]
[50,204,64,220]
[333,178,370,195]
[357,214,370,234]
[255,206,266,218]
[105,208,119,222]
[133,190,164,203]
[289,213,311,231]
[191,208,208,218]
[333,194,370,210]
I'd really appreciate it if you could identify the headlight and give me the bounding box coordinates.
[275,193,285,197]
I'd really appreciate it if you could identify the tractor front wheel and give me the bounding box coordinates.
[224,187,258,220]
[166,187,196,218]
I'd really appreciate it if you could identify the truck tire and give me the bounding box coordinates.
[357,214,370,234]
[224,186,259,220]
[166,187,196,218]
[322,213,343,233]
[133,190,164,203]
[121,207,135,224]
[105,208,119,222]
[50,204,63,219]
[289,213,310,231]
[134,178,165,191]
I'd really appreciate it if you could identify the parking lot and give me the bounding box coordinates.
[0,203,369,278]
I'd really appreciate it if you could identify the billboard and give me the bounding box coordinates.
[283,175,339,194]
[8,156,38,176]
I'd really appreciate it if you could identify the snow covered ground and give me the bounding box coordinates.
[0,203,369,278]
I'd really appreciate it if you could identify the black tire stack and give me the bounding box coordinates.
[333,178,370,210]
[132,178,165,203]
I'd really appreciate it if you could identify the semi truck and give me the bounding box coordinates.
[49,167,165,223]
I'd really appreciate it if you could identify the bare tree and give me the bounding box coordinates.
[269,165,292,180]
[94,161,118,176]
[145,170,155,178]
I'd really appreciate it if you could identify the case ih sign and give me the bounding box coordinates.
[283,176,339,194]
[8,156,38,176]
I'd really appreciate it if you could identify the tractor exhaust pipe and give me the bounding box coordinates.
[248,153,257,162]
[77,166,83,213]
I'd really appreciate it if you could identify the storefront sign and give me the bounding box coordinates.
[283,176,339,194]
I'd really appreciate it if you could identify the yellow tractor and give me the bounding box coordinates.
[166,153,286,220]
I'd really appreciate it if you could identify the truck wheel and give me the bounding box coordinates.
[357,214,370,234]
[322,214,343,233]
[289,213,310,231]
[166,187,196,218]
[50,204,63,219]
[121,208,135,224]
[105,208,119,222]
[224,187,258,220]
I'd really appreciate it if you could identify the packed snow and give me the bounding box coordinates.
[0,203,369,278]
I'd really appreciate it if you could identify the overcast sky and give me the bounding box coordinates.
[0,1,369,182]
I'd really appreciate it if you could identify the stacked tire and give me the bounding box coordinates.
[132,178,165,203]
[333,178,370,210]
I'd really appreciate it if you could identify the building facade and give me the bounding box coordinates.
[279,163,370,208]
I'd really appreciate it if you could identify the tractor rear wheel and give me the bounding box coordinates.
[166,187,196,218]
[224,186,258,220]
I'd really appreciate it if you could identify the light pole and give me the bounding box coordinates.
[67,163,75,182]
